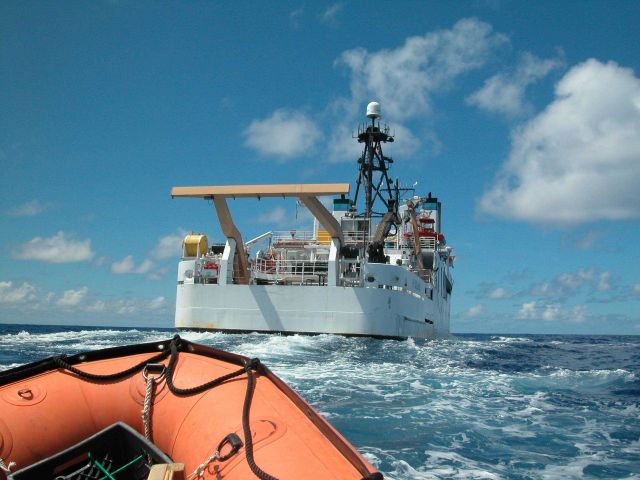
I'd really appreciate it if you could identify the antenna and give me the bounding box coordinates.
[366,101,381,119]
[353,102,398,219]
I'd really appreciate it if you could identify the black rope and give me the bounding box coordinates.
[242,358,279,480]
[52,349,171,382]
[163,336,248,396]
[51,335,279,480]
[361,474,384,480]
[163,339,279,479]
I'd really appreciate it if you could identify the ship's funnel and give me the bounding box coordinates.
[366,101,381,119]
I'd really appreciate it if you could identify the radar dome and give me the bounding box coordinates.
[366,101,381,119]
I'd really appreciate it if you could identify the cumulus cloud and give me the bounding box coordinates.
[6,199,51,217]
[151,229,187,259]
[86,300,106,312]
[113,297,168,315]
[256,207,288,225]
[111,256,135,274]
[336,18,508,121]
[531,268,595,298]
[319,3,343,27]
[467,52,563,117]
[488,287,511,299]
[0,281,37,303]
[562,230,602,250]
[479,59,640,225]
[13,231,95,263]
[557,268,594,290]
[518,301,587,323]
[326,18,507,161]
[597,272,612,291]
[148,296,166,311]
[244,109,321,159]
[464,304,485,318]
[57,286,88,307]
[243,18,509,164]
[289,7,304,29]
[111,256,154,275]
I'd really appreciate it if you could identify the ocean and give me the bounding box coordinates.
[1,324,638,479]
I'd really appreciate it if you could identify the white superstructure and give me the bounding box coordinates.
[172,103,454,339]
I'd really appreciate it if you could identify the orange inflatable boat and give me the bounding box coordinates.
[0,335,382,480]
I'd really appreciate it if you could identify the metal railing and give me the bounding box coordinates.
[272,231,316,242]
[400,236,437,250]
[342,230,370,245]
[252,258,329,285]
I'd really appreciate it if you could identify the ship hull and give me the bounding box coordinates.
[176,283,450,339]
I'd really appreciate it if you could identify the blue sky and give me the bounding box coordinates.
[1,1,639,334]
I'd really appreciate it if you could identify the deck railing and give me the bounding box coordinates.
[272,231,316,243]
[252,258,329,285]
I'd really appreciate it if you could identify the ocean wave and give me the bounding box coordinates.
[1,326,638,479]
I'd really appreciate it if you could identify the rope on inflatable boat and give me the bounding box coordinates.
[242,358,278,480]
[50,335,280,480]
[0,456,16,474]
[52,348,171,382]
[48,335,383,480]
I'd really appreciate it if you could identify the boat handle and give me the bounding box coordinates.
[142,363,166,381]
[17,388,33,399]
[216,433,244,462]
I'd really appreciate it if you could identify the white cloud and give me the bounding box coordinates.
[542,303,560,321]
[94,256,109,267]
[465,304,484,318]
[327,18,507,162]
[289,7,304,29]
[488,287,511,299]
[13,231,95,263]
[531,268,595,298]
[574,230,602,250]
[319,3,343,26]
[557,268,594,289]
[518,301,588,323]
[113,297,169,315]
[633,283,640,294]
[517,301,537,320]
[597,272,611,291]
[479,59,640,225]
[6,199,51,217]
[531,282,554,297]
[111,255,135,274]
[570,305,588,323]
[136,259,154,274]
[244,109,321,159]
[86,300,106,312]
[325,123,364,163]
[148,296,166,311]
[256,207,288,225]
[151,229,187,260]
[467,52,563,117]
[56,286,88,307]
[111,255,154,275]
[146,266,169,281]
[0,281,37,303]
[517,301,559,321]
[336,18,508,121]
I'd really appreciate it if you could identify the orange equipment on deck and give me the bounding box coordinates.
[0,336,382,480]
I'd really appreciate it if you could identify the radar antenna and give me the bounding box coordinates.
[353,102,399,220]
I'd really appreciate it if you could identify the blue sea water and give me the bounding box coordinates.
[1,324,639,479]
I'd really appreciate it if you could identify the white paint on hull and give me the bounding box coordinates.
[176,282,450,339]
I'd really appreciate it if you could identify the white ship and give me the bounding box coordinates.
[172,102,454,339]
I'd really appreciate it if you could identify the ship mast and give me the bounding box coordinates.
[353,102,399,220]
